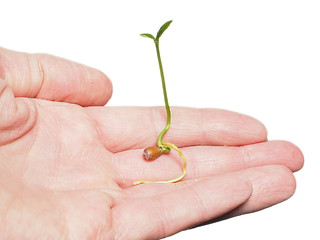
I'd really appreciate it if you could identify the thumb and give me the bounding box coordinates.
[0,78,36,145]
[0,47,112,106]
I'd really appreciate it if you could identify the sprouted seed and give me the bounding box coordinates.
[134,20,187,185]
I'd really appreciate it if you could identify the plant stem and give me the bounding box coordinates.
[134,20,188,185]
[154,41,171,153]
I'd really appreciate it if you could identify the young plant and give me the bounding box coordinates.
[134,20,187,185]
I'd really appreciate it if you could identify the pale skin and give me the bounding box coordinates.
[0,47,304,239]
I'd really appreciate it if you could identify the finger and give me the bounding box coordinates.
[112,171,253,239]
[0,47,112,106]
[217,165,296,221]
[88,106,268,152]
[0,79,36,145]
[123,165,295,206]
[113,140,304,187]
[121,165,296,238]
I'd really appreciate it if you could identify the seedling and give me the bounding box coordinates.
[134,20,187,185]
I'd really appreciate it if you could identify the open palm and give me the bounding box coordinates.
[0,48,303,239]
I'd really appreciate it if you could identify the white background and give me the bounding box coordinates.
[1,0,319,239]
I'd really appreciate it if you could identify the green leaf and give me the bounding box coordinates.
[156,20,173,40]
[140,33,155,40]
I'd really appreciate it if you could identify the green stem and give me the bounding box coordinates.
[155,40,171,153]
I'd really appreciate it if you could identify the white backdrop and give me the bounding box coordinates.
[1,0,319,239]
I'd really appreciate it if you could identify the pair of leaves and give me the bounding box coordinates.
[140,20,173,42]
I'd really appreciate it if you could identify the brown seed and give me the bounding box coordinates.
[143,146,163,161]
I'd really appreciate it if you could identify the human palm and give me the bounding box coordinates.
[0,48,303,239]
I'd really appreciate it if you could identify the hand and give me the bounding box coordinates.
[0,47,303,239]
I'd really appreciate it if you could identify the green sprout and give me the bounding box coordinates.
[134,20,187,185]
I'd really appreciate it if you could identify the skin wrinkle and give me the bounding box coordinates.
[0,75,38,146]
[110,206,123,240]
[164,185,199,237]
[219,176,253,213]
[61,192,78,239]
[2,194,16,238]
[187,186,209,224]
[0,80,7,96]
[186,147,200,180]
[265,167,294,206]
[51,116,63,190]
[89,196,111,240]
[149,197,170,239]
[112,151,133,186]
[0,86,16,140]
[199,108,210,146]
[10,106,36,181]
[195,146,219,175]
[114,191,174,239]
[240,145,251,170]
[26,54,37,97]
[250,166,282,203]
[101,192,117,240]
[95,223,104,240]
[85,107,107,152]
[49,190,69,239]
[0,52,6,80]
[34,54,45,98]
[21,54,32,97]
[0,100,37,146]
[0,83,17,128]
[20,146,31,187]
[110,153,124,189]
[21,101,56,189]
[112,206,125,240]
[83,68,99,106]
[1,176,26,237]
[265,166,295,201]
[195,175,254,227]
[0,180,16,238]
[0,49,13,82]
[61,195,72,240]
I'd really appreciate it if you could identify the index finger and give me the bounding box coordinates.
[87,106,268,152]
